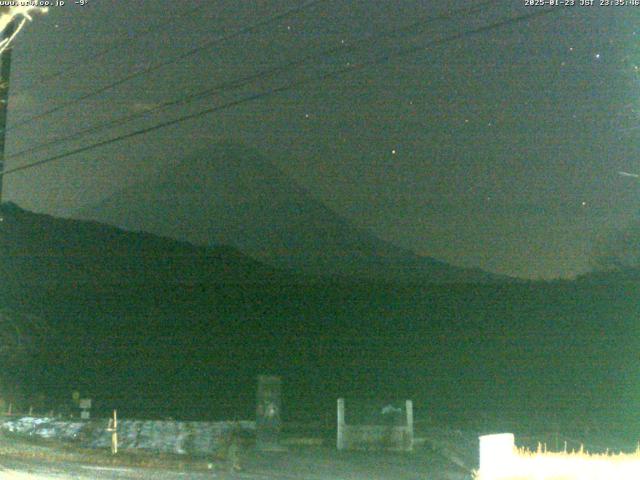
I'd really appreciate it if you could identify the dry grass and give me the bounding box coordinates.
[474,444,640,480]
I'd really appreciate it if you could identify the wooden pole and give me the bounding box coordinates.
[336,398,345,451]
[112,410,118,454]
[107,409,118,454]
[0,19,15,202]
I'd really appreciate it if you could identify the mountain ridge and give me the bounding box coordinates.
[75,141,509,284]
[0,201,286,289]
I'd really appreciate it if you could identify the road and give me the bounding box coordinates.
[0,447,471,480]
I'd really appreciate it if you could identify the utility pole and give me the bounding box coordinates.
[0,19,15,203]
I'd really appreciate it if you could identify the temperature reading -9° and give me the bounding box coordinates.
[75,0,89,5]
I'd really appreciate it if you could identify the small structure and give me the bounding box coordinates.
[79,398,91,420]
[336,398,413,451]
[256,375,282,451]
[478,433,516,478]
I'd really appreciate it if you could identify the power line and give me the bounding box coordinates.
[2,6,562,177]
[0,6,565,179]
[16,2,212,89]
[7,0,498,161]
[4,0,326,134]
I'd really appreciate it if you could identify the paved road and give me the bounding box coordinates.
[0,459,235,479]
[0,447,471,480]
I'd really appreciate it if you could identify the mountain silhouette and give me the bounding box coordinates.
[77,142,507,283]
[0,201,282,290]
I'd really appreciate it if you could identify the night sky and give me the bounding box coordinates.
[3,0,640,280]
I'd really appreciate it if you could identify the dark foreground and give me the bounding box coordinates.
[0,436,474,480]
[0,451,470,480]
[2,425,637,480]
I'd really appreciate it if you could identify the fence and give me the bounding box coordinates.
[336,398,413,452]
[1,416,256,455]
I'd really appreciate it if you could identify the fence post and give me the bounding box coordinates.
[106,409,118,454]
[405,400,414,451]
[337,398,345,451]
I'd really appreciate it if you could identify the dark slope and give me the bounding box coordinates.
[1,203,637,432]
[77,142,507,283]
[0,202,284,290]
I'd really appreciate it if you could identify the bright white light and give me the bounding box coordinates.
[619,171,640,178]
[475,433,640,480]
[0,6,47,54]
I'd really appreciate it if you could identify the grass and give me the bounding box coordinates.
[473,444,640,480]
